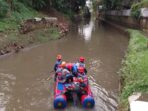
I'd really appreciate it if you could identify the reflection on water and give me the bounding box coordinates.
[86,0,93,12]
[78,18,94,42]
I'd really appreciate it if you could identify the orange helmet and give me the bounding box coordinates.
[79,56,85,62]
[61,61,66,68]
[56,54,62,60]
[78,67,84,73]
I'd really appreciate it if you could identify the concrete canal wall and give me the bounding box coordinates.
[104,8,148,31]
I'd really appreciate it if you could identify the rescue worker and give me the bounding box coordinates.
[66,63,73,72]
[77,67,88,93]
[75,56,87,74]
[57,72,66,83]
[71,63,78,77]
[56,65,63,73]
[54,65,63,81]
[77,67,86,77]
[54,54,62,71]
[76,57,85,67]
[61,61,72,83]
[61,61,70,75]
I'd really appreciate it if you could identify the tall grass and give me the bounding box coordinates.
[0,2,60,50]
[0,2,40,32]
[120,29,148,107]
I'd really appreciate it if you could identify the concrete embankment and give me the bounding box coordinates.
[104,8,148,32]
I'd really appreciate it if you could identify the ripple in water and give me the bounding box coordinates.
[88,75,118,111]
[87,58,118,111]
[0,73,16,111]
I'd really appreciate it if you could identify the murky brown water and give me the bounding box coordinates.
[0,18,128,111]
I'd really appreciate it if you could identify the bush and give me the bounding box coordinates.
[102,0,121,10]
[142,0,148,7]
[0,0,9,18]
[131,0,148,19]
[131,3,142,19]
[32,0,47,10]
[92,0,98,11]
[12,0,25,12]
[52,0,85,15]
[0,0,39,31]
[19,0,47,10]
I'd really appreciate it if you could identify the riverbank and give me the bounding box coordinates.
[119,29,148,110]
[0,7,69,56]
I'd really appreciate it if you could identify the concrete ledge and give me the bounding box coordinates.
[130,101,148,111]
[103,8,148,31]
[128,93,148,111]
[106,8,148,18]
[141,8,148,17]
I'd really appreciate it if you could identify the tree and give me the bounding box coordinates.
[102,0,122,10]
[0,0,9,17]
[51,0,86,13]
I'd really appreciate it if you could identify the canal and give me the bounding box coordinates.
[0,17,128,111]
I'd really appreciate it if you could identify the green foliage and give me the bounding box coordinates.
[18,0,29,5]
[0,3,39,31]
[0,18,18,32]
[92,0,98,11]
[52,0,69,13]
[142,0,148,7]
[0,27,60,50]
[52,0,85,15]
[19,0,48,10]
[131,3,142,19]
[49,27,60,40]
[33,27,60,42]
[31,0,47,10]
[0,0,9,17]
[102,0,148,11]
[102,0,122,10]
[11,0,26,12]
[131,0,148,19]
[120,29,148,105]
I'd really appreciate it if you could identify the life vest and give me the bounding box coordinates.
[56,61,62,66]
[62,68,70,75]
[56,67,62,73]
[72,64,78,74]
[54,60,62,71]
[79,63,85,67]
[75,62,85,68]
